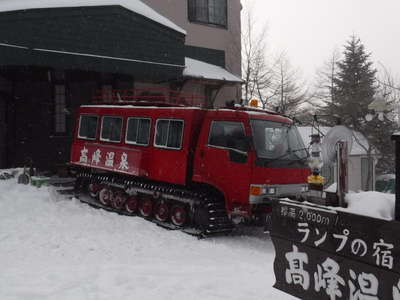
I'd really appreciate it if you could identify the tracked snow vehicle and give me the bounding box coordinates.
[70,89,310,235]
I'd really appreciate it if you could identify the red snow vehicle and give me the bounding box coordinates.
[70,89,310,235]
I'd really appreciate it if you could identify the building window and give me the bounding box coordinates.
[208,121,246,151]
[101,116,123,143]
[155,119,184,149]
[188,0,227,27]
[126,117,151,146]
[54,84,67,133]
[78,115,98,140]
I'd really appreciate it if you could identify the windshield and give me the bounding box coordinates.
[250,119,308,161]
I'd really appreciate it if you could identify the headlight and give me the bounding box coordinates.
[250,185,277,196]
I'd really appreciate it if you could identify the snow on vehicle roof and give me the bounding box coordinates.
[297,126,375,156]
[81,105,202,110]
[0,0,186,35]
[242,109,289,118]
[183,57,242,83]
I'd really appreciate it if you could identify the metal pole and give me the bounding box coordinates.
[395,139,400,221]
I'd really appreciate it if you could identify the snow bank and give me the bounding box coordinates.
[0,0,186,34]
[0,179,294,300]
[343,191,395,220]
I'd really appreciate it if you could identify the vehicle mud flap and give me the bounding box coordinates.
[264,213,272,233]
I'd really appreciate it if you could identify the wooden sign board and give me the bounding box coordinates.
[271,200,400,300]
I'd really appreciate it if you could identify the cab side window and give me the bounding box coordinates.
[101,116,123,142]
[208,121,247,151]
[78,115,98,140]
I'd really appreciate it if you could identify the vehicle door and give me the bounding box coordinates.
[199,120,251,208]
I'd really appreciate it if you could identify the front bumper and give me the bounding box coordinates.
[249,183,308,204]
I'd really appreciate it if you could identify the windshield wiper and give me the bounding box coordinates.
[291,147,310,159]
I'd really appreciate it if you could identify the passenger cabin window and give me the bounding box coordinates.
[188,0,227,27]
[208,121,247,152]
[155,119,184,149]
[101,116,122,142]
[126,117,151,146]
[78,115,98,140]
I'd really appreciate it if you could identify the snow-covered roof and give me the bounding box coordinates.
[298,126,374,156]
[0,0,186,35]
[183,57,242,83]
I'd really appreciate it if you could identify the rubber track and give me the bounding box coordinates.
[76,171,234,237]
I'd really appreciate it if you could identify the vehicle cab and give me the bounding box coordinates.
[192,107,310,221]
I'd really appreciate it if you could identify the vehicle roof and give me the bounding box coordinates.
[79,104,292,123]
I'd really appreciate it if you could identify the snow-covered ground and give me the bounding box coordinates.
[0,177,395,300]
[0,179,295,300]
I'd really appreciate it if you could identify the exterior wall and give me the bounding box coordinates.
[0,67,135,170]
[215,84,241,107]
[348,156,362,192]
[142,0,242,106]
[348,155,376,192]
[142,0,242,76]
[324,155,375,192]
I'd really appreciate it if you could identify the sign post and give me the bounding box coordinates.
[391,133,400,221]
[271,200,400,299]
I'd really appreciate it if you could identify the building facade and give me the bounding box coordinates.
[138,0,242,107]
[0,0,242,170]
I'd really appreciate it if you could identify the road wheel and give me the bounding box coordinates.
[171,205,187,227]
[111,191,126,210]
[99,187,112,206]
[88,183,101,198]
[125,195,139,214]
[139,196,153,218]
[154,201,170,222]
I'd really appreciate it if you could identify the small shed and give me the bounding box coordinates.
[298,126,377,192]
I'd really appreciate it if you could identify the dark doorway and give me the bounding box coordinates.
[0,91,16,168]
[0,94,6,168]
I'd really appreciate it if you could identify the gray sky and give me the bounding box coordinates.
[242,0,400,82]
